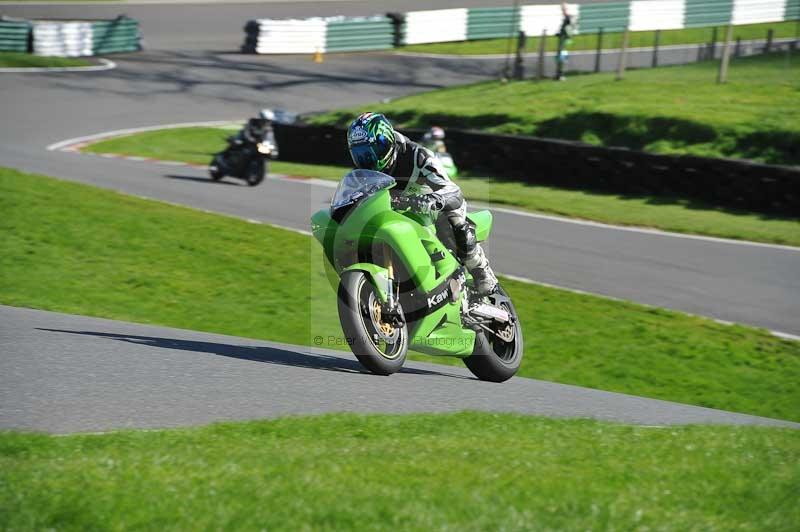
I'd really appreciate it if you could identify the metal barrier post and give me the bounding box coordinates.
[616,27,629,80]
[513,31,526,80]
[766,28,774,54]
[734,36,741,57]
[652,29,660,68]
[537,30,546,80]
[718,23,734,84]
[595,28,604,72]
[709,26,718,59]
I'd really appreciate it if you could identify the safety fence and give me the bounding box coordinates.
[0,15,140,56]
[244,0,798,54]
[272,123,799,215]
[243,15,394,54]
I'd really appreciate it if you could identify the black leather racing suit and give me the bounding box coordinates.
[385,132,496,290]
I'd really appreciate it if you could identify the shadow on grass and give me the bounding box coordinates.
[36,329,466,378]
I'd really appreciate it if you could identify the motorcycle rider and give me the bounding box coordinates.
[347,112,498,296]
[421,126,448,154]
[234,108,279,158]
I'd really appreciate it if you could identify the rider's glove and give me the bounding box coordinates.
[409,194,444,215]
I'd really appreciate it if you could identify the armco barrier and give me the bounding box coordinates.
[29,15,139,57]
[244,15,393,54]
[274,123,799,215]
[0,19,30,52]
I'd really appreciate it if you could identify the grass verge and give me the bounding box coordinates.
[2,167,799,421]
[0,52,92,68]
[312,53,800,165]
[399,20,800,55]
[83,127,800,246]
[2,412,799,530]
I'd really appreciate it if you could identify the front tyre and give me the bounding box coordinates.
[245,158,265,186]
[463,285,523,382]
[337,271,408,375]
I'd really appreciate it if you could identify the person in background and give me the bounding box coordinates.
[555,2,576,81]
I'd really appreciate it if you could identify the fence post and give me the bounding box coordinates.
[652,29,660,68]
[537,29,546,80]
[616,27,629,80]
[595,28,604,72]
[709,26,718,59]
[513,31,526,80]
[718,23,734,84]
[734,36,741,57]
[765,28,774,54]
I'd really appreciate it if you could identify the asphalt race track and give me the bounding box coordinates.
[1,1,799,431]
[2,305,797,433]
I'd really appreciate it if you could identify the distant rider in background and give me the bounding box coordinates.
[234,108,279,157]
[346,112,498,296]
[421,126,448,155]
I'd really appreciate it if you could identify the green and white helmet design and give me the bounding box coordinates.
[347,112,397,172]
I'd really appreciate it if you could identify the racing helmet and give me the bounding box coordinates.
[259,109,275,122]
[429,126,445,140]
[347,112,396,172]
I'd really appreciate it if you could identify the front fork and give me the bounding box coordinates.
[383,243,402,323]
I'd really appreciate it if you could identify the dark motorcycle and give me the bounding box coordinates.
[209,137,276,186]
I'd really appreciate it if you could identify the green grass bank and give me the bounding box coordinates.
[399,20,800,55]
[2,412,798,530]
[2,167,798,421]
[0,52,92,68]
[84,127,800,246]
[312,53,800,166]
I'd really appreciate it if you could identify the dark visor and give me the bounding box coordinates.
[350,143,378,170]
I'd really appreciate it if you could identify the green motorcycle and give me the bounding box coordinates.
[311,170,523,382]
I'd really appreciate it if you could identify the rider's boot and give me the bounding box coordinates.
[464,245,498,296]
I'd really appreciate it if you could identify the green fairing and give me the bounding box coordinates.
[312,186,477,357]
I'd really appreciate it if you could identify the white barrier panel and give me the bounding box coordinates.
[253,18,326,54]
[33,22,93,57]
[403,9,468,45]
[731,0,787,25]
[520,4,579,36]
[630,0,686,31]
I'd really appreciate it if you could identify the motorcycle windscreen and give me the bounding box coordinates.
[331,170,395,210]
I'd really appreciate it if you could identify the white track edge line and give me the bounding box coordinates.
[0,58,116,73]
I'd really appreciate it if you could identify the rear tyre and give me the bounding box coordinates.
[338,270,408,375]
[209,157,224,181]
[463,284,523,382]
[245,158,265,186]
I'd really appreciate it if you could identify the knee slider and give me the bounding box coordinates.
[453,222,477,260]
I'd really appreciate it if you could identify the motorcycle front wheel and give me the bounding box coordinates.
[245,158,265,186]
[463,284,523,382]
[337,270,408,375]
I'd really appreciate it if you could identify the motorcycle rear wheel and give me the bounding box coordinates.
[463,285,523,382]
[209,156,224,181]
[337,271,408,375]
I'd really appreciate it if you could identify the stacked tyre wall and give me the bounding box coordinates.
[0,15,140,56]
[244,0,798,53]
